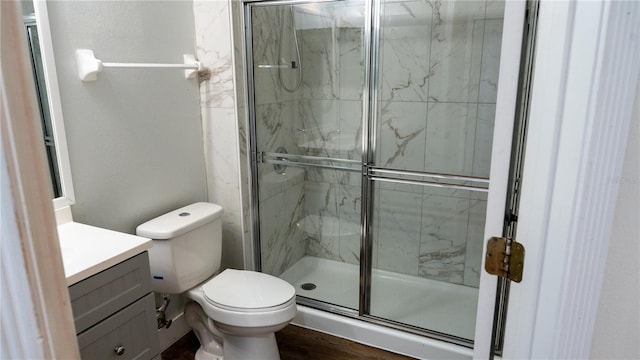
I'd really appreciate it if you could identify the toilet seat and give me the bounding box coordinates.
[206,298,295,313]
[187,269,297,329]
[202,269,296,313]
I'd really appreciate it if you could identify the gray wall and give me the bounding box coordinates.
[48,1,207,233]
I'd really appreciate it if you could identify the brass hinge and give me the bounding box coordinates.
[485,237,525,283]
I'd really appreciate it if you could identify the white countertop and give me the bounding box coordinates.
[57,221,152,286]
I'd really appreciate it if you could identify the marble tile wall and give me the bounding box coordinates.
[251,5,311,275]
[258,166,306,275]
[230,0,252,270]
[250,3,368,273]
[374,0,504,287]
[294,0,503,288]
[295,11,366,266]
[194,0,248,271]
[241,0,504,287]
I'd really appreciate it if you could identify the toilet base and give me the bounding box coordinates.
[192,332,281,360]
[185,301,283,360]
[221,333,280,360]
[185,302,224,359]
[195,347,223,360]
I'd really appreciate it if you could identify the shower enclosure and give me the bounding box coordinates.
[246,0,508,347]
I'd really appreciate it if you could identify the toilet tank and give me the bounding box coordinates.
[136,202,224,294]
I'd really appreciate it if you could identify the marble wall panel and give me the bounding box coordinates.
[302,179,340,260]
[338,100,363,162]
[235,105,251,245]
[375,186,422,276]
[338,28,365,101]
[196,0,249,274]
[379,1,432,102]
[300,28,338,100]
[463,198,487,287]
[258,165,304,203]
[251,6,298,105]
[195,0,235,108]
[306,167,353,188]
[338,184,362,265]
[221,209,245,270]
[245,0,505,288]
[260,181,305,276]
[295,8,334,31]
[253,67,298,106]
[304,179,340,218]
[478,19,504,104]
[255,101,297,155]
[422,184,472,201]
[376,101,428,170]
[303,216,342,262]
[424,102,477,176]
[334,0,367,28]
[300,173,362,264]
[472,104,496,178]
[202,107,241,212]
[428,0,486,103]
[292,4,366,270]
[257,193,281,275]
[231,0,246,109]
[296,99,340,157]
[419,194,470,284]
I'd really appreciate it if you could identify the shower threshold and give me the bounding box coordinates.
[280,255,478,340]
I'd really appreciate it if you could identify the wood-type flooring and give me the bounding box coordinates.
[160,325,415,360]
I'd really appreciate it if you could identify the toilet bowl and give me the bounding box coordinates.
[185,269,296,360]
[136,202,296,360]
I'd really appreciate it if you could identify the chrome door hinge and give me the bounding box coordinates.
[485,237,525,283]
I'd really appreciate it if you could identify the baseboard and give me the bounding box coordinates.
[157,311,191,352]
[292,305,473,359]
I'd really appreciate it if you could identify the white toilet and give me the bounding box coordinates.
[136,202,296,360]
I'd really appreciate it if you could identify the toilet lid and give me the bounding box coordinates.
[202,269,295,310]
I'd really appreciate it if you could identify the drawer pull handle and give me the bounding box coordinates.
[114,345,125,356]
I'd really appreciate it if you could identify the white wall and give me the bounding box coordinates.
[590,81,640,359]
[48,1,207,234]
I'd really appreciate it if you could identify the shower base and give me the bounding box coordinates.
[280,255,478,341]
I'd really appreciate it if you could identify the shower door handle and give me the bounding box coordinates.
[257,63,295,69]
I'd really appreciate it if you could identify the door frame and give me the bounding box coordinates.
[472,0,527,355]
[4,0,636,359]
[1,1,79,358]
[482,1,639,359]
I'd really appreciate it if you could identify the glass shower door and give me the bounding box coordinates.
[367,0,505,342]
[247,0,522,348]
[248,0,367,311]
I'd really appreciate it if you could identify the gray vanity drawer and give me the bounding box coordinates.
[77,293,159,360]
[69,252,152,333]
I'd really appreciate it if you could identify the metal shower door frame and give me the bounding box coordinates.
[243,0,516,350]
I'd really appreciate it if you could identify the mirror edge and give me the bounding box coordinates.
[33,1,75,209]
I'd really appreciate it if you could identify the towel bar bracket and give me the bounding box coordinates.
[75,49,201,81]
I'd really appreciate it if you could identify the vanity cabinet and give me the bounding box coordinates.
[69,252,160,359]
